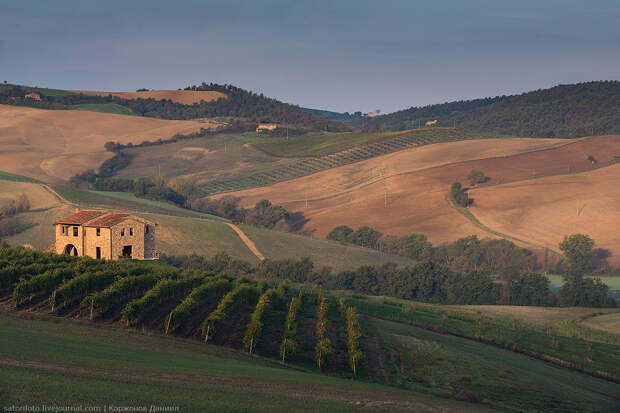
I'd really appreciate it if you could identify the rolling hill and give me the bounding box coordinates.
[0,104,219,182]
[359,81,620,138]
[469,161,620,266]
[212,137,569,237]
[0,175,417,271]
[1,261,618,412]
[212,135,620,264]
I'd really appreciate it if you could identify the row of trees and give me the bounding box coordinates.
[314,294,332,369]
[192,198,306,232]
[1,246,367,374]
[339,298,363,374]
[280,292,303,362]
[328,227,539,275]
[251,252,614,308]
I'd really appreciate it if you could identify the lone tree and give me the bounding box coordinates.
[559,234,595,275]
[451,182,470,207]
[467,170,487,186]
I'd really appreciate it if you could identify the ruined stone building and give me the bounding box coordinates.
[54,210,157,260]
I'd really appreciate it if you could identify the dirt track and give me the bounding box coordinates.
[226,223,265,261]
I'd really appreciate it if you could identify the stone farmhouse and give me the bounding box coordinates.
[256,123,278,133]
[24,92,41,101]
[54,210,158,260]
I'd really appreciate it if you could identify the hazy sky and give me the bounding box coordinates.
[1,0,619,113]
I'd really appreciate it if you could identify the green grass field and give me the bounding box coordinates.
[253,130,411,157]
[252,128,513,158]
[346,295,620,376]
[0,171,43,184]
[69,103,134,115]
[366,316,619,412]
[239,224,417,271]
[580,312,620,335]
[0,311,487,412]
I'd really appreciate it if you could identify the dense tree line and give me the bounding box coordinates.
[356,81,620,138]
[252,256,615,307]
[557,234,616,307]
[328,227,538,275]
[0,83,349,132]
[191,198,307,232]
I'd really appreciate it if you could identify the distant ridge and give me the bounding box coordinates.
[358,81,620,138]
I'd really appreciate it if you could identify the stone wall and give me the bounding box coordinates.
[55,224,84,256]
[83,227,112,260]
[110,219,146,259]
[144,224,156,259]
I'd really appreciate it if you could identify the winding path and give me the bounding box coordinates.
[226,223,265,261]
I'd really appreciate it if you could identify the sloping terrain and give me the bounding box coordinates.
[0,177,417,271]
[214,137,570,240]
[73,89,227,104]
[1,312,486,413]
[360,81,620,138]
[469,162,620,266]
[0,104,218,182]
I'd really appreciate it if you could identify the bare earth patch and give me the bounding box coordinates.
[73,89,226,105]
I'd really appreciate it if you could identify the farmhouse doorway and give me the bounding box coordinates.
[64,244,78,256]
[122,245,133,259]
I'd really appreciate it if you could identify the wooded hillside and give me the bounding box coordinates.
[356,81,620,137]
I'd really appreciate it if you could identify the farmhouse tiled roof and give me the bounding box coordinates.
[54,210,107,225]
[83,213,131,228]
[55,210,157,228]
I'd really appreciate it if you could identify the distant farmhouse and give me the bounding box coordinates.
[256,123,278,133]
[24,92,41,101]
[54,210,158,260]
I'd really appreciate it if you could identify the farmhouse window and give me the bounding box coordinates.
[62,226,66,235]
[96,228,101,236]
[145,226,149,234]
[129,227,133,236]
[121,228,125,236]
[73,227,78,237]
[96,247,101,259]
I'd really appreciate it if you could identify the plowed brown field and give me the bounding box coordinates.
[0,105,218,182]
[469,162,620,266]
[216,135,620,259]
[73,89,226,105]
